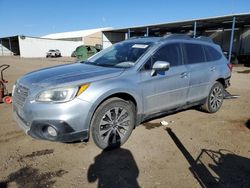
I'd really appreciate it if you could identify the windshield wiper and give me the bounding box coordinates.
[81,61,91,64]
[115,61,134,68]
[82,61,116,68]
[96,64,116,68]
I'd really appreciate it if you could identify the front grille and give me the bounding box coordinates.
[13,84,29,107]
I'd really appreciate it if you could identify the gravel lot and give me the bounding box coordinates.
[0,56,249,188]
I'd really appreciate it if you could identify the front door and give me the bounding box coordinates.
[140,43,189,116]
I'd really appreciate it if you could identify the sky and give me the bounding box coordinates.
[0,0,250,37]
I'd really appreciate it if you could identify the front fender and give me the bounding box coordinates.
[77,78,143,129]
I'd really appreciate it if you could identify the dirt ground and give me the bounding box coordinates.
[0,56,249,188]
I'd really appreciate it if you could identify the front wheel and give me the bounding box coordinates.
[91,98,135,150]
[201,81,224,113]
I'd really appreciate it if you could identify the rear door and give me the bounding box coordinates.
[183,43,211,102]
[140,43,189,115]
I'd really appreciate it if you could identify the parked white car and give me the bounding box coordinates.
[46,49,61,58]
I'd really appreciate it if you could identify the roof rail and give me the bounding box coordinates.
[162,34,214,44]
[126,36,147,40]
[163,34,191,39]
[195,36,214,43]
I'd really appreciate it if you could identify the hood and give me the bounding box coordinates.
[19,63,124,87]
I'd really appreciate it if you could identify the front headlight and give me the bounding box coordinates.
[36,84,89,103]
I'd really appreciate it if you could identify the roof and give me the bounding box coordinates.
[41,27,112,39]
[124,34,215,45]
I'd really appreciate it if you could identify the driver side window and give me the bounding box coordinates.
[143,43,182,70]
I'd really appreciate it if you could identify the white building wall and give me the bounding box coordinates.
[18,36,82,58]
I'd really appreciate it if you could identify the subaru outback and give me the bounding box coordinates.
[12,35,232,149]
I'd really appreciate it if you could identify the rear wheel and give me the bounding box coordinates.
[201,81,224,113]
[91,98,135,150]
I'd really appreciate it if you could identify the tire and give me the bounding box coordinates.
[201,81,224,113]
[90,97,135,150]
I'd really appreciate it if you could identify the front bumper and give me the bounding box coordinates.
[12,98,92,142]
[13,111,88,142]
[46,53,56,57]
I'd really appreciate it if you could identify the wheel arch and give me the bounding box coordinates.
[216,78,225,87]
[87,91,141,134]
[102,92,138,108]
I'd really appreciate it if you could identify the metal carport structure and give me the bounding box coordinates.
[0,36,20,56]
[102,13,250,64]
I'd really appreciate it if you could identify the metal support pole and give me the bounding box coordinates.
[8,38,12,55]
[146,27,149,37]
[228,16,236,63]
[193,21,197,38]
[128,28,131,39]
[101,33,104,49]
[0,39,3,56]
[125,33,128,40]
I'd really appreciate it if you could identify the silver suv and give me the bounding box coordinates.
[13,35,231,149]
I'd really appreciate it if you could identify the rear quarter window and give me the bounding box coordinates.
[203,45,222,61]
[184,43,206,64]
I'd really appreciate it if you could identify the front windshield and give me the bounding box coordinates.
[84,41,152,68]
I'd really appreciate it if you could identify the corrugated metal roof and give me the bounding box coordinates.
[41,27,112,39]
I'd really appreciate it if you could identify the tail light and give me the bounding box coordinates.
[227,63,233,72]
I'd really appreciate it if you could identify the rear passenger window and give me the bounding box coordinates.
[153,43,182,67]
[184,43,205,64]
[204,45,222,61]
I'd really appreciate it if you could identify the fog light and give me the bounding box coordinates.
[47,126,57,137]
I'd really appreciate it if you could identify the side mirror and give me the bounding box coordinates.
[151,61,170,76]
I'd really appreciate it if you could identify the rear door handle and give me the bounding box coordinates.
[210,66,216,71]
[181,72,188,78]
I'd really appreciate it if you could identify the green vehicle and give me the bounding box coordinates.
[72,45,100,61]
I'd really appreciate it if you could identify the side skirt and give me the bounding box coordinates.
[139,98,207,124]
